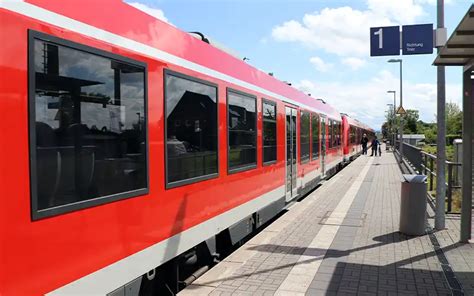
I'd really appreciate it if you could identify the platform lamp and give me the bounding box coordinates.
[387,90,397,150]
[387,58,403,163]
[386,104,393,147]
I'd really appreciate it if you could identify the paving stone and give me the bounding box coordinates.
[179,152,473,296]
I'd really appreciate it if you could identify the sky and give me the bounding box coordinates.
[126,0,472,130]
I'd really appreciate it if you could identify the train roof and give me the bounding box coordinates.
[19,0,343,120]
[341,114,374,132]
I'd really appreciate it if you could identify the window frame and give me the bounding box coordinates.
[163,69,220,189]
[262,98,277,166]
[227,88,258,174]
[28,30,149,220]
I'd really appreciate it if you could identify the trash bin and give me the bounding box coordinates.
[399,174,427,236]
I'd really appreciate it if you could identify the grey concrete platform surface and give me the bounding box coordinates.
[179,152,474,295]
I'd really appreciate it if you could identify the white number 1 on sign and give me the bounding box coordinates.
[374,28,383,49]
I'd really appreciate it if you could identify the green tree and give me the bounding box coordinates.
[424,128,437,144]
[445,102,462,135]
[383,107,397,141]
[381,122,389,139]
[401,109,419,134]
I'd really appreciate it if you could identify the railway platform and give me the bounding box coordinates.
[179,151,474,295]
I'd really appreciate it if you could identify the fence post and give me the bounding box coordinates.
[423,153,428,175]
[417,147,422,174]
[429,157,434,191]
[447,163,453,213]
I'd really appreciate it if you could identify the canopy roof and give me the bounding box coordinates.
[434,4,474,66]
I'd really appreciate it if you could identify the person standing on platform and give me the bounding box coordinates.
[361,133,369,155]
[371,136,380,156]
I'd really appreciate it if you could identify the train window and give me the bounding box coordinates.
[262,100,277,164]
[29,31,148,219]
[311,113,319,159]
[327,120,332,149]
[332,121,335,147]
[350,126,356,144]
[333,121,340,147]
[227,89,257,172]
[300,111,310,163]
[165,71,218,187]
[338,122,342,146]
[336,121,341,147]
[333,121,337,148]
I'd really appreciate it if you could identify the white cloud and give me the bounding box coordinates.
[294,71,461,130]
[366,0,424,24]
[341,57,367,70]
[272,7,393,57]
[309,56,333,72]
[271,0,431,57]
[127,2,169,23]
[268,0,461,130]
[415,0,454,5]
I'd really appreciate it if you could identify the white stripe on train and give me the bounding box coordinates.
[47,185,286,295]
[0,0,337,119]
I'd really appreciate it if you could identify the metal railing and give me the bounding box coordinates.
[395,141,462,213]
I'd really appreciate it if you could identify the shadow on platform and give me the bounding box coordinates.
[192,231,472,294]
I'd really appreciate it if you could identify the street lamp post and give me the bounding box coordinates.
[435,0,446,231]
[388,59,403,163]
[387,90,396,150]
[386,104,393,150]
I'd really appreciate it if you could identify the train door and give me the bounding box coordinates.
[285,107,297,201]
[321,116,326,176]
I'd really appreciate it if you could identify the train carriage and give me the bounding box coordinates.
[0,1,370,295]
[342,114,374,161]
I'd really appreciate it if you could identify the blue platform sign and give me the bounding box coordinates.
[370,26,400,56]
[402,24,433,55]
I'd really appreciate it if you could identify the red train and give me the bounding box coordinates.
[0,1,374,295]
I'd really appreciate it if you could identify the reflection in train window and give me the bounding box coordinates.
[300,111,310,163]
[336,121,341,146]
[311,113,319,159]
[227,90,257,172]
[262,100,277,164]
[332,121,336,147]
[30,34,147,218]
[165,72,218,186]
[333,121,337,147]
[327,120,332,149]
[350,126,356,144]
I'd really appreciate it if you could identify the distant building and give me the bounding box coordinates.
[398,134,425,146]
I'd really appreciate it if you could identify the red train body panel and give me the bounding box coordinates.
[0,1,371,295]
